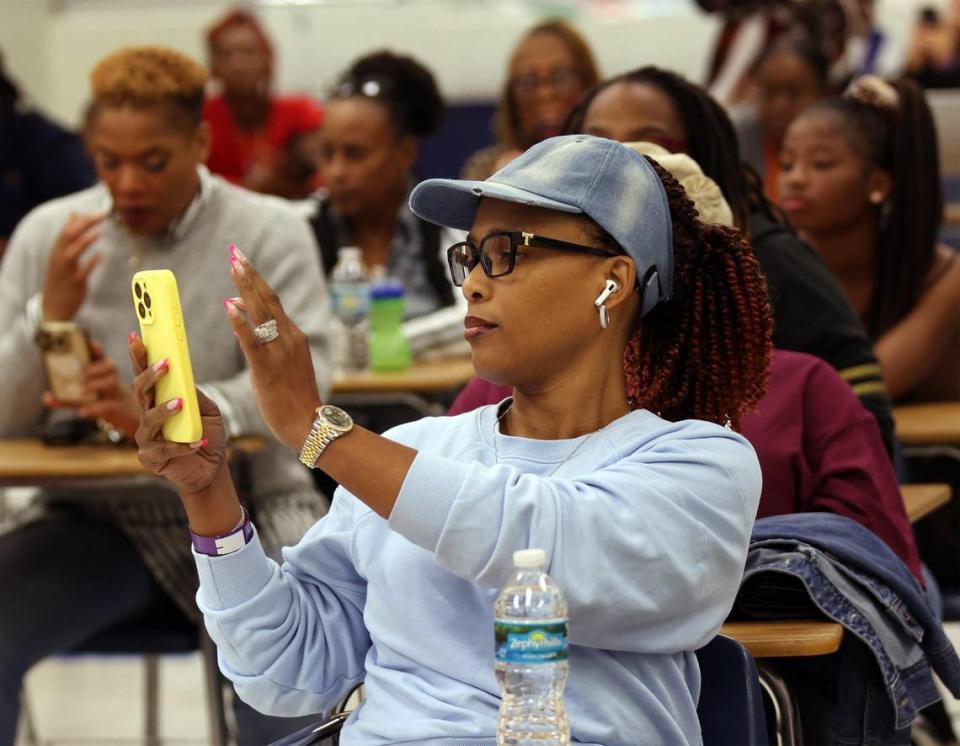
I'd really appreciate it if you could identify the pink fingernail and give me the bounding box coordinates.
[166,398,182,411]
[128,331,137,344]
[224,299,240,318]
[232,245,248,264]
[200,438,208,447]
[152,358,168,372]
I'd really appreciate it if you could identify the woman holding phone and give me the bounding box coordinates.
[131,134,772,743]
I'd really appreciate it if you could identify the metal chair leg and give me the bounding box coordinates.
[201,630,230,746]
[758,664,803,746]
[145,654,160,746]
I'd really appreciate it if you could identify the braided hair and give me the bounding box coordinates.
[805,78,942,337]
[564,65,791,232]
[619,159,773,430]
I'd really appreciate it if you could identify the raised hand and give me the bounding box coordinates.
[129,333,225,496]
[224,245,322,451]
[41,212,105,321]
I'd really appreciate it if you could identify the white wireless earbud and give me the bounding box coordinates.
[594,279,620,308]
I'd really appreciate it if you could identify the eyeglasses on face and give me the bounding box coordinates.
[446,230,617,287]
[510,68,583,98]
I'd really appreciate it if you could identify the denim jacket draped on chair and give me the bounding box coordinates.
[736,513,960,744]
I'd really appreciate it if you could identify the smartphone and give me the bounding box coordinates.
[132,270,202,443]
[37,321,95,406]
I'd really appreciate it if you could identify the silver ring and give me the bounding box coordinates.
[254,319,280,345]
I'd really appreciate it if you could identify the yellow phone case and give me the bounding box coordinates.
[132,270,202,443]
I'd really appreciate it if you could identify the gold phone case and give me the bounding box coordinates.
[38,321,94,405]
[132,270,202,443]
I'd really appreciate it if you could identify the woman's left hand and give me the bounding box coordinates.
[225,245,322,451]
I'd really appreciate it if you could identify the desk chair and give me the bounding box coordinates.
[21,608,229,746]
[697,634,769,746]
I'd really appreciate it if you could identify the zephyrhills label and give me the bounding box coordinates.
[495,619,569,664]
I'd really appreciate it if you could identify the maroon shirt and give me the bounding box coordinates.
[448,350,922,581]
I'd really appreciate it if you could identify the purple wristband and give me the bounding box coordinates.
[191,509,254,557]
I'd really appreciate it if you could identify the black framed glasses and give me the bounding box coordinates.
[446,230,617,287]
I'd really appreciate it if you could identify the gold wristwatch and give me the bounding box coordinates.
[298,405,354,468]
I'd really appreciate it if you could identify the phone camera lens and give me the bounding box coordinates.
[135,284,143,299]
[138,302,146,318]
[144,292,152,310]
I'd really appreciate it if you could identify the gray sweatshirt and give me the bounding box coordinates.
[0,169,332,617]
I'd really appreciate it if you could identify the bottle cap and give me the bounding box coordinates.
[513,548,546,569]
[338,247,362,260]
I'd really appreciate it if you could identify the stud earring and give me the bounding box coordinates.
[870,191,886,205]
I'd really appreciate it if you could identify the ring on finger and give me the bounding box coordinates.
[254,319,280,345]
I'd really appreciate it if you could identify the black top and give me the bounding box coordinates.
[0,103,96,239]
[749,211,896,455]
[309,194,455,313]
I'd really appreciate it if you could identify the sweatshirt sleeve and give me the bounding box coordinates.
[389,426,762,653]
[195,491,369,716]
[200,207,332,437]
[0,208,56,436]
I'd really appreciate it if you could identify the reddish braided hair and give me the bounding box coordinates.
[622,159,773,431]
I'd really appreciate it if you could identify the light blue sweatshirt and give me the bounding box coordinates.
[195,403,762,745]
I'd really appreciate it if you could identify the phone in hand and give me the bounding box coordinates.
[37,321,94,406]
[132,270,202,443]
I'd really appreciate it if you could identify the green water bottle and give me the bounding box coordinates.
[369,279,411,372]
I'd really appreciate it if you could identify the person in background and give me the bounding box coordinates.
[0,51,95,263]
[732,33,833,201]
[905,3,960,89]
[203,8,324,198]
[565,65,897,455]
[130,133,773,744]
[309,50,457,320]
[779,75,960,403]
[0,46,331,745]
[460,19,599,180]
[450,142,922,582]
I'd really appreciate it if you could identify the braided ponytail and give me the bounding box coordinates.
[623,159,773,430]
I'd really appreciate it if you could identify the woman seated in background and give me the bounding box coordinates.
[564,65,897,454]
[731,32,833,202]
[131,134,773,744]
[203,9,324,198]
[779,75,960,403]
[450,143,922,582]
[0,46,331,746]
[460,19,598,180]
[309,50,457,320]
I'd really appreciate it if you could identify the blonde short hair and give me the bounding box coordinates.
[90,46,208,126]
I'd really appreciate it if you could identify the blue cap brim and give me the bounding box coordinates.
[410,178,583,233]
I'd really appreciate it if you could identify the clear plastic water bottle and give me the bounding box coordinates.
[329,247,370,371]
[369,277,411,372]
[494,549,570,746]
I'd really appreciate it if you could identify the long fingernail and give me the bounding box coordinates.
[190,438,209,449]
[152,358,168,372]
[166,398,182,411]
[231,245,248,264]
[128,331,137,344]
[224,299,241,318]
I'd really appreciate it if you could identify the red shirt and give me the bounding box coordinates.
[447,350,923,581]
[203,94,323,185]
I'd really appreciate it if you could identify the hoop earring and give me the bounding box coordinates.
[599,304,610,329]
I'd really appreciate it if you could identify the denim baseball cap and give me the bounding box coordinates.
[409,134,673,317]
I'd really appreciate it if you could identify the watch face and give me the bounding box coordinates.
[320,405,353,431]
